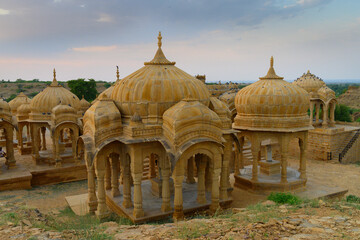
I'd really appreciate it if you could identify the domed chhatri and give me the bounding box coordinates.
[293,70,336,128]
[9,92,30,115]
[111,32,210,124]
[16,69,88,166]
[81,33,233,222]
[30,69,81,120]
[233,57,312,193]
[234,57,310,132]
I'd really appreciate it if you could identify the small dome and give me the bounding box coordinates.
[51,103,77,125]
[234,57,311,132]
[163,99,222,146]
[111,32,210,124]
[0,98,12,122]
[80,96,91,112]
[30,69,80,120]
[219,90,237,118]
[318,85,335,102]
[293,70,325,94]
[83,93,122,145]
[9,92,30,115]
[17,101,31,118]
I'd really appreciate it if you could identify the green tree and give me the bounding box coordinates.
[104,82,111,88]
[68,78,98,102]
[335,104,352,122]
[6,94,17,102]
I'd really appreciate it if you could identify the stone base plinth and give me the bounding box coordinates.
[259,160,280,175]
[18,146,32,155]
[234,166,306,193]
[150,177,174,197]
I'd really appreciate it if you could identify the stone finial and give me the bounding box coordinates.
[259,56,283,80]
[158,31,162,48]
[51,68,59,86]
[82,95,85,99]
[116,66,120,81]
[307,70,310,74]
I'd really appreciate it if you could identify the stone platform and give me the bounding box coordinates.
[234,166,306,193]
[106,180,232,224]
[0,160,87,191]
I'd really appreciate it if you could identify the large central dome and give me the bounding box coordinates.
[111,32,210,124]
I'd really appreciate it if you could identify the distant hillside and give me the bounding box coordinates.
[0,81,111,101]
[337,86,360,110]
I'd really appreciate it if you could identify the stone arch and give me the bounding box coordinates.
[172,141,223,220]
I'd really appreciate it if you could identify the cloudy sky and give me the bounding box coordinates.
[0,0,359,82]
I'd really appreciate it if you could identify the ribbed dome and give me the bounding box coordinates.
[293,70,325,94]
[318,85,335,101]
[9,92,30,115]
[0,98,12,122]
[30,69,80,120]
[111,32,210,124]
[80,96,91,112]
[17,101,31,119]
[234,57,311,132]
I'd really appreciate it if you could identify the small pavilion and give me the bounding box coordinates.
[232,57,313,192]
[293,71,337,128]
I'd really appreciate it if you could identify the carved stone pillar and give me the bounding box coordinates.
[173,174,185,221]
[18,124,23,149]
[71,129,78,160]
[110,154,120,197]
[220,135,231,199]
[26,124,30,142]
[87,166,97,214]
[239,137,245,172]
[251,142,260,182]
[281,136,289,183]
[132,173,144,218]
[60,129,64,142]
[323,104,328,128]
[315,103,320,124]
[186,156,195,184]
[161,166,171,212]
[309,102,314,125]
[149,154,156,179]
[122,156,132,208]
[32,125,40,160]
[330,103,336,127]
[105,158,111,190]
[5,127,16,168]
[41,127,47,150]
[95,168,108,218]
[299,136,307,179]
[196,155,206,204]
[205,160,212,192]
[210,168,221,213]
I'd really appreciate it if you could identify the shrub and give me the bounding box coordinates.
[346,195,360,203]
[6,94,17,102]
[267,192,302,205]
[335,104,352,122]
[104,83,111,88]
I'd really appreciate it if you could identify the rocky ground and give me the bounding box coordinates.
[2,196,360,239]
[1,158,360,239]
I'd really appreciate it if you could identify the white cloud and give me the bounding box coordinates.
[96,13,112,23]
[0,8,10,15]
[71,45,117,52]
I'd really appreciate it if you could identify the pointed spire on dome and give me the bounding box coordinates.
[259,56,283,80]
[116,66,120,81]
[50,68,60,87]
[158,31,162,48]
[144,32,176,65]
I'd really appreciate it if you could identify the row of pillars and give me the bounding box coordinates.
[233,136,307,183]
[89,150,228,220]
[309,101,336,127]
